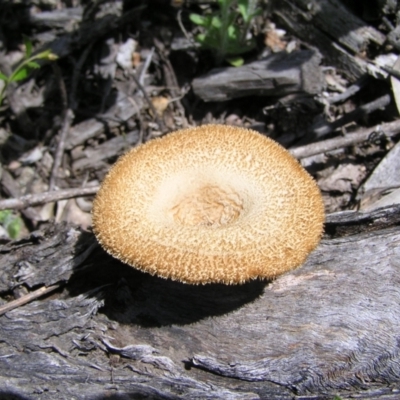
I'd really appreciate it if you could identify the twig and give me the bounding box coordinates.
[49,63,74,191]
[130,72,167,132]
[49,109,74,190]
[328,75,369,104]
[312,94,391,138]
[290,119,400,159]
[153,38,188,128]
[0,186,99,211]
[153,38,180,98]
[138,46,155,86]
[135,47,154,140]
[0,284,62,316]
[376,64,400,81]
[177,9,196,45]
[1,170,41,221]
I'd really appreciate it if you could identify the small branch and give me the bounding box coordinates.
[131,72,167,133]
[312,94,391,138]
[291,119,400,159]
[177,9,195,45]
[328,75,369,104]
[138,46,155,86]
[49,109,74,190]
[153,38,188,128]
[49,63,74,191]
[0,284,62,316]
[0,186,99,211]
[1,170,41,221]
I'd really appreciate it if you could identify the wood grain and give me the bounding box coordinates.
[0,206,399,399]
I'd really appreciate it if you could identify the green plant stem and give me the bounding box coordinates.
[0,50,56,106]
[240,16,250,45]
[239,0,257,47]
[0,81,7,106]
[218,0,235,65]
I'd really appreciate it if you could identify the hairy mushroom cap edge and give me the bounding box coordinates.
[92,124,325,284]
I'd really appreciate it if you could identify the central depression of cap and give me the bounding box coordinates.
[92,124,325,284]
[170,183,244,227]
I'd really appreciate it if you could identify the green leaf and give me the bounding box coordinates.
[195,33,207,44]
[35,49,52,59]
[219,0,236,7]
[238,0,249,20]
[226,56,244,66]
[7,217,21,239]
[26,61,40,69]
[211,15,222,29]
[248,8,261,20]
[0,71,8,81]
[23,36,33,58]
[227,24,239,40]
[240,0,260,21]
[11,68,29,82]
[0,210,10,224]
[0,210,22,239]
[190,13,207,26]
[190,0,259,64]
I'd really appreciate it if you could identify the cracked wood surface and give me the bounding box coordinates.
[0,206,400,399]
[271,0,381,80]
[192,50,324,102]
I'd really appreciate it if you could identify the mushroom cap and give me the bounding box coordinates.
[92,124,325,284]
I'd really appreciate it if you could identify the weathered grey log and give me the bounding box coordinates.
[359,139,400,211]
[285,0,385,53]
[0,223,97,292]
[271,0,386,79]
[1,206,400,399]
[192,50,324,102]
[362,140,400,193]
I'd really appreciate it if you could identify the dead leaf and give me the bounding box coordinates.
[318,163,366,193]
[264,24,287,52]
[151,96,170,116]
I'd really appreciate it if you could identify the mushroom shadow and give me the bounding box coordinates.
[0,390,31,400]
[69,232,267,327]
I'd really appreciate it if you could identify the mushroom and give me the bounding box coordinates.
[92,124,325,284]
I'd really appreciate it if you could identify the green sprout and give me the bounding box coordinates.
[0,210,22,239]
[0,37,58,106]
[189,0,260,66]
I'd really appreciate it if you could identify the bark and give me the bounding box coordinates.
[271,0,386,80]
[192,50,324,102]
[0,206,400,399]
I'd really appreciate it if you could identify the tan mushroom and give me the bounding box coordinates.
[92,124,325,284]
